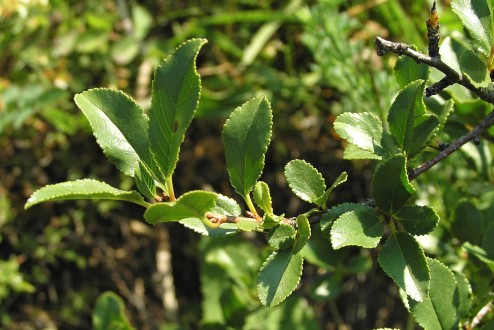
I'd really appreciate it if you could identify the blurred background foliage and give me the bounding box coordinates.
[2,0,491,329]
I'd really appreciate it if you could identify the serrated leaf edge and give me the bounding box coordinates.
[285,159,326,203]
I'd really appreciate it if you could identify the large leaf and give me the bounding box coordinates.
[223,96,273,198]
[334,112,383,157]
[257,250,303,307]
[285,160,325,204]
[394,205,439,236]
[387,80,426,153]
[148,38,207,182]
[451,0,492,57]
[408,258,460,330]
[371,155,415,215]
[144,190,216,224]
[25,179,148,209]
[74,88,150,177]
[93,292,135,330]
[378,232,430,302]
[394,52,429,88]
[331,208,383,249]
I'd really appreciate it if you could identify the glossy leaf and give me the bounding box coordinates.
[378,232,430,302]
[293,214,311,254]
[257,250,303,307]
[394,205,439,235]
[74,88,150,177]
[93,291,135,330]
[148,38,207,182]
[268,224,296,250]
[285,159,325,204]
[334,112,383,157]
[144,190,216,224]
[331,208,383,249]
[320,203,369,241]
[394,52,429,88]
[408,114,439,157]
[314,171,348,207]
[223,96,273,199]
[371,155,415,215]
[387,80,425,153]
[134,162,156,199]
[253,181,273,215]
[25,179,148,209]
[408,258,460,330]
[451,0,491,57]
[440,36,490,88]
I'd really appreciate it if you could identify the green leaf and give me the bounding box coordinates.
[342,144,383,160]
[451,0,492,57]
[378,232,430,302]
[320,203,369,241]
[237,219,261,232]
[293,214,311,254]
[462,242,494,269]
[148,38,207,182]
[408,114,439,157]
[180,218,238,237]
[408,258,460,330]
[394,205,439,235]
[334,112,383,157]
[74,89,150,177]
[253,181,273,215]
[223,96,273,199]
[134,162,156,199]
[314,171,348,207]
[440,36,491,88]
[394,52,429,88]
[93,291,135,330]
[371,155,415,215]
[257,250,303,307]
[144,190,216,224]
[454,272,473,319]
[268,224,296,250]
[285,160,325,204]
[331,208,383,249]
[451,200,483,244]
[387,80,426,153]
[25,179,148,209]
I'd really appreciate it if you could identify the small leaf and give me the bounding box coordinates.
[293,214,311,254]
[223,96,273,199]
[387,80,426,153]
[320,203,369,241]
[134,162,156,199]
[371,155,415,215]
[237,219,261,232]
[314,172,348,207]
[25,179,147,209]
[93,291,135,330]
[334,112,383,156]
[451,200,483,244]
[451,0,491,57]
[394,205,439,235]
[285,160,325,204]
[74,89,150,177]
[253,181,273,215]
[268,224,296,250]
[331,208,383,249]
[148,38,207,182]
[408,258,460,330]
[342,144,382,160]
[144,190,216,224]
[213,194,242,217]
[408,114,439,157]
[378,232,430,302]
[394,52,429,88]
[180,218,238,237]
[257,250,303,307]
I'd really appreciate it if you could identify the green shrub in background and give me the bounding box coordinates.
[3,0,494,329]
